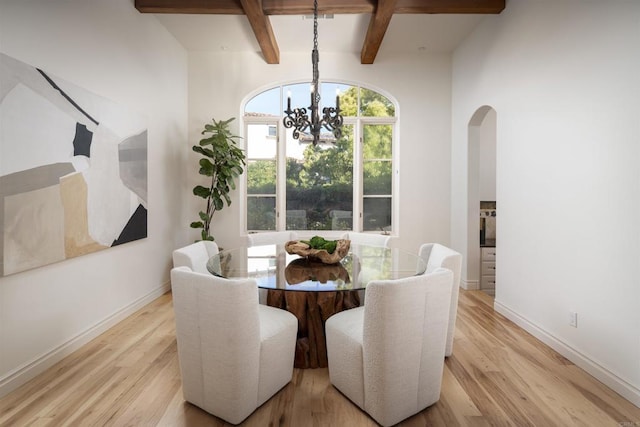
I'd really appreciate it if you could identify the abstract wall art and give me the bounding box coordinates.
[0,53,148,276]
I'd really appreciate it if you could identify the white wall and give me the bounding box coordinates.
[452,0,640,405]
[187,51,453,252]
[0,0,188,395]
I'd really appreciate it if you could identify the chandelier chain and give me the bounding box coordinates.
[313,0,318,51]
[282,0,343,145]
[312,0,319,100]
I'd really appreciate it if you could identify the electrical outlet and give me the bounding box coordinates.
[569,311,578,328]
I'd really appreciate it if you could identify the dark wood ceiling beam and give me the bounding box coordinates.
[394,0,504,14]
[239,0,280,64]
[135,0,244,14]
[136,0,505,15]
[262,0,375,15]
[360,0,398,64]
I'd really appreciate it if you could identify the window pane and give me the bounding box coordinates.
[283,83,312,113]
[364,160,392,195]
[247,124,276,159]
[247,197,276,231]
[245,87,280,116]
[321,83,355,117]
[286,210,307,230]
[363,124,392,159]
[247,160,276,194]
[360,88,395,117]
[329,209,352,230]
[363,124,392,196]
[285,125,354,231]
[334,86,358,117]
[363,198,391,231]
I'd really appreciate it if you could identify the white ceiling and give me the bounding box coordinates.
[154,13,486,55]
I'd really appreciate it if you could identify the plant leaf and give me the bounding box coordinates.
[193,145,214,157]
[190,221,204,229]
[199,136,216,146]
[213,196,224,211]
[193,185,211,198]
[198,158,214,176]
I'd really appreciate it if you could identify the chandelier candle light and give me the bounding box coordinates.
[283,0,344,145]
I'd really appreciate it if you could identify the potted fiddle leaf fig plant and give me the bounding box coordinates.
[190,117,246,241]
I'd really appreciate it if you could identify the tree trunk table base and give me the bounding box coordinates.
[267,290,360,368]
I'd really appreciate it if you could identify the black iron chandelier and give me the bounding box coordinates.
[283,0,344,146]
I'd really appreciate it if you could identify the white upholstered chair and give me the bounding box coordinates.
[340,231,390,248]
[170,266,297,424]
[418,243,462,357]
[247,231,298,246]
[172,240,219,274]
[325,269,453,427]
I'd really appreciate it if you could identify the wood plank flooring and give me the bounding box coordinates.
[1,289,639,426]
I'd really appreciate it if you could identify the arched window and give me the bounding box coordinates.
[243,82,397,234]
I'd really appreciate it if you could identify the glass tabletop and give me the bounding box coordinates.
[207,243,427,292]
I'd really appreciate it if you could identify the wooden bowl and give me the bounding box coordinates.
[284,239,351,264]
[284,258,351,285]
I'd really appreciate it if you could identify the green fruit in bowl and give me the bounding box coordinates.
[300,236,338,254]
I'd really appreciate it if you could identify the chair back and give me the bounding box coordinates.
[247,231,298,246]
[170,266,261,422]
[341,232,390,248]
[172,241,219,274]
[418,243,462,356]
[419,243,461,287]
[362,268,453,426]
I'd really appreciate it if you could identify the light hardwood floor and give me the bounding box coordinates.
[1,289,639,426]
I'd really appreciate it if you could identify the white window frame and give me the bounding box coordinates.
[358,118,396,232]
[242,83,398,236]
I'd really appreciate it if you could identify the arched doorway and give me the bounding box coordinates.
[466,106,497,295]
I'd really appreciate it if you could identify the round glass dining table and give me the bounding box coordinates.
[206,243,427,291]
[207,243,427,369]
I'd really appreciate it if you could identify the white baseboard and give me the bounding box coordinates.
[494,299,640,408]
[462,279,479,290]
[0,281,171,398]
